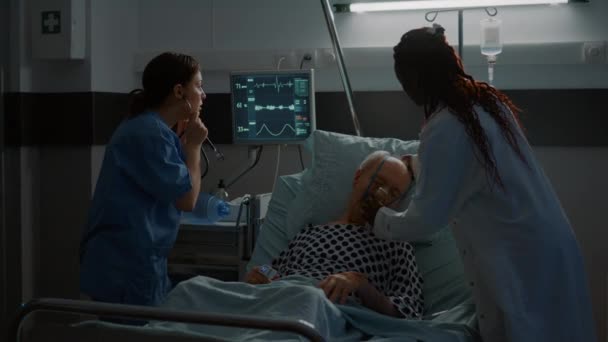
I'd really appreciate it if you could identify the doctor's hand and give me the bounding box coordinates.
[400,154,419,181]
[182,117,208,148]
[245,267,272,285]
[319,272,368,304]
[400,154,413,165]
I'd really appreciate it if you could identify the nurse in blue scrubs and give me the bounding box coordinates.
[373,25,596,342]
[80,52,208,307]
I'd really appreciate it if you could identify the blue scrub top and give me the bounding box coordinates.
[80,111,192,306]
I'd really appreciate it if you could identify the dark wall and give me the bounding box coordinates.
[1,0,12,337]
[5,89,608,147]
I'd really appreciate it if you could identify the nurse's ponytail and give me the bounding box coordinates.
[128,89,147,118]
[126,52,200,119]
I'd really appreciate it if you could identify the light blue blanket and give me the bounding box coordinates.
[148,275,480,341]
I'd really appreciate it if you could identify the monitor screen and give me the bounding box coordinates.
[230,69,315,144]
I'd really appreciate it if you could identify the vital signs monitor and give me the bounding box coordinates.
[230,69,316,144]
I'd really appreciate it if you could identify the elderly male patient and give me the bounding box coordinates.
[246,151,423,319]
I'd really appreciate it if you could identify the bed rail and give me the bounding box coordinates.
[10,298,326,342]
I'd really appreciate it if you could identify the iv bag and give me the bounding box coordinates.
[480,18,502,57]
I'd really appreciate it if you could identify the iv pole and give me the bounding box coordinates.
[424,7,499,62]
[323,0,585,133]
[320,1,511,136]
[321,1,501,137]
[320,0,363,137]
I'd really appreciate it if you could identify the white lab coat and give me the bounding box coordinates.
[374,107,596,342]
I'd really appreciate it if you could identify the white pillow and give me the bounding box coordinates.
[284,130,420,240]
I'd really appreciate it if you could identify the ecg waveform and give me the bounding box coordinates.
[252,76,294,93]
[256,123,297,137]
[254,104,295,111]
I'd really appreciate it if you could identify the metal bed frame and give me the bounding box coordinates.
[10,298,325,342]
[9,1,356,341]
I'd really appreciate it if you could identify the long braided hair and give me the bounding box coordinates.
[393,25,527,191]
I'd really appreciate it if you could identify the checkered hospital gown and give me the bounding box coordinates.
[271,223,424,318]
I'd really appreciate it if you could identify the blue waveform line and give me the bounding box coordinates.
[254,104,295,111]
[256,123,297,137]
[252,76,294,93]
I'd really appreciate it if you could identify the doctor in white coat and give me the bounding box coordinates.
[373,24,596,342]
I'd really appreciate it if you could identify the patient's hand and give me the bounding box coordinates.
[318,272,368,304]
[245,267,272,285]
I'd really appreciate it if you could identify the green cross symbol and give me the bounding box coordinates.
[42,11,61,34]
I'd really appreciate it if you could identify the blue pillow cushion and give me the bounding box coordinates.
[247,173,305,271]
[415,228,473,314]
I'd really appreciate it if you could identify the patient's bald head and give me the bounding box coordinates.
[359,151,390,172]
[345,151,413,225]
[357,151,412,194]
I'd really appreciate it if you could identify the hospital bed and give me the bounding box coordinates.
[10,130,480,342]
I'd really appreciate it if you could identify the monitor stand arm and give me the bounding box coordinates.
[226,145,264,190]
